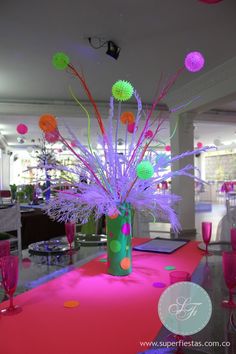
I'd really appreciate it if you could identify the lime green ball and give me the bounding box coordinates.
[52,52,70,70]
[112,80,134,101]
[136,161,154,180]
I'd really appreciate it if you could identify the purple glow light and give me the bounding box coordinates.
[184,51,205,73]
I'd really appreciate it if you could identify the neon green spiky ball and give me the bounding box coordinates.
[112,80,134,101]
[136,161,154,180]
[52,52,70,70]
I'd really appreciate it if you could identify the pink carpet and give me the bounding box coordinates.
[0,239,203,354]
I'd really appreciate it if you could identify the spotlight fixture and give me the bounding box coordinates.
[88,37,120,60]
[106,40,120,60]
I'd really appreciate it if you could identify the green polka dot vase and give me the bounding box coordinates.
[106,203,132,276]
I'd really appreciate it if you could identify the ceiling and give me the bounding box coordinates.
[1,0,236,149]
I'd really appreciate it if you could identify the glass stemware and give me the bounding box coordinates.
[65,222,75,253]
[230,228,236,251]
[202,221,212,256]
[0,240,10,289]
[222,252,236,308]
[0,240,10,265]
[168,271,191,352]
[1,255,22,315]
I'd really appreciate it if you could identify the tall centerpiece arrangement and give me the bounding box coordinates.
[37,51,207,276]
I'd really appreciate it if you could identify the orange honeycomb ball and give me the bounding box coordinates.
[39,114,57,133]
[120,112,135,125]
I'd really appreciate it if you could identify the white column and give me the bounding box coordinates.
[170,112,196,237]
[1,151,10,189]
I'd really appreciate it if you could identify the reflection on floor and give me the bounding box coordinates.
[149,203,226,242]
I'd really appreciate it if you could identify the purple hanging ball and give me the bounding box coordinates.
[184,51,205,72]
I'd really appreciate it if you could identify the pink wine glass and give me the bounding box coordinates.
[0,240,10,266]
[0,240,10,289]
[168,271,191,350]
[1,255,22,315]
[65,222,75,253]
[202,221,212,256]
[230,228,236,251]
[222,252,236,308]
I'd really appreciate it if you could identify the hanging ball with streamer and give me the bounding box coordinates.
[145,130,154,139]
[127,122,135,134]
[136,161,154,180]
[45,130,59,143]
[184,51,205,72]
[112,80,134,102]
[39,114,57,133]
[197,141,203,149]
[16,123,28,135]
[52,52,70,70]
[120,112,135,125]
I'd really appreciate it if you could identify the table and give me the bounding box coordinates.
[0,239,236,354]
[20,209,65,248]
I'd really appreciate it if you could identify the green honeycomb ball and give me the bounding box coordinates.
[112,80,134,101]
[136,161,154,180]
[52,52,70,70]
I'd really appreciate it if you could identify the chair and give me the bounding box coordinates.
[216,192,236,242]
[0,204,22,256]
[226,192,236,223]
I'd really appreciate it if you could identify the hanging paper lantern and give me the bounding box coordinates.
[39,114,57,133]
[136,161,154,180]
[16,123,28,135]
[199,0,223,3]
[112,80,134,101]
[45,130,59,143]
[127,122,135,134]
[52,52,70,70]
[120,112,135,125]
[145,130,153,139]
[197,141,203,149]
[184,51,205,73]
[165,145,171,152]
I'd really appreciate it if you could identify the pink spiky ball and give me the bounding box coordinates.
[184,51,205,73]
